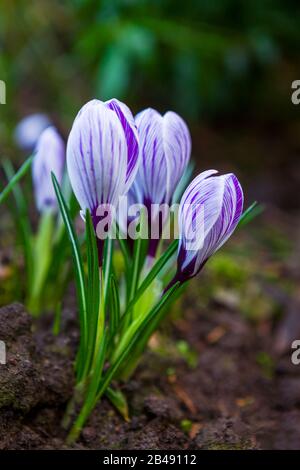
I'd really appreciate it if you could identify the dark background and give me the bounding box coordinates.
[0,0,300,208]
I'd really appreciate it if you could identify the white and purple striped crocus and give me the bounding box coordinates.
[167,170,244,288]
[130,108,191,257]
[32,126,65,213]
[66,99,139,263]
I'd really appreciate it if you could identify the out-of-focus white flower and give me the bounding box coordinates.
[32,126,65,212]
[14,113,51,151]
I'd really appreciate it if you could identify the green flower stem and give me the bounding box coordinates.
[62,380,86,430]
[119,239,178,333]
[91,268,105,369]
[27,211,55,316]
[52,302,62,336]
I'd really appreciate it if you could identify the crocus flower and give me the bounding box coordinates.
[129,108,191,257]
[166,170,243,288]
[32,126,65,213]
[66,99,139,261]
[15,113,51,151]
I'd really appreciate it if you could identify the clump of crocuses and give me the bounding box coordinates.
[50,98,247,443]
[0,97,254,443]
[1,124,72,317]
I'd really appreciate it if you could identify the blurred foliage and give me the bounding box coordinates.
[186,216,296,322]
[1,0,300,155]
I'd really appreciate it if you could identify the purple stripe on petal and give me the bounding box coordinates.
[67,100,129,220]
[105,98,139,189]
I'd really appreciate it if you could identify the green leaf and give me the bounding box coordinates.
[66,331,108,444]
[0,156,33,205]
[118,282,185,380]
[28,211,55,316]
[67,282,181,443]
[105,387,129,421]
[122,211,147,329]
[52,173,88,375]
[2,160,33,290]
[116,224,131,271]
[52,301,62,336]
[84,210,101,378]
[103,237,113,308]
[109,273,121,338]
[96,282,181,401]
[126,239,178,314]
[238,201,264,228]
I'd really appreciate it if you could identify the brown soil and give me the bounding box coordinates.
[0,286,299,449]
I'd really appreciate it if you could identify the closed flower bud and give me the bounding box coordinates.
[32,126,65,213]
[167,170,243,287]
[129,108,191,257]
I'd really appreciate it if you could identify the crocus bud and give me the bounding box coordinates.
[66,99,140,262]
[32,126,65,213]
[67,98,139,216]
[131,108,191,257]
[14,113,51,151]
[168,170,243,286]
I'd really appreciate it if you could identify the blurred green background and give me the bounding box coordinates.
[1,0,300,208]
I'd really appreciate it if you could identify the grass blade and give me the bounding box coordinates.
[103,237,113,307]
[2,160,33,290]
[96,282,181,400]
[126,238,178,314]
[109,273,121,338]
[105,387,129,421]
[52,173,88,373]
[238,201,264,228]
[0,156,33,204]
[84,210,101,377]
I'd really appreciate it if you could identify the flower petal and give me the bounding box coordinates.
[105,98,139,190]
[15,113,51,151]
[163,111,191,203]
[32,126,65,212]
[133,108,191,207]
[178,171,244,278]
[134,108,167,207]
[67,100,128,216]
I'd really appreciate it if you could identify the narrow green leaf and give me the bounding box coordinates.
[68,283,181,443]
[105,387,129,421]
[28,211,55,316]
[66,331,108,444]
[130,235,143,299]
[126,238,178,314]
[52,173,88,374]
[109,273,121,337]
[238,201,264,228]
[97,282,181,400]
[120,283,185,380]
[103,237,113,306]
[84,210,101,378]
[116,223,131,271]
[52,301,62,336]
[2,160,33,289]
[0,156,33,204]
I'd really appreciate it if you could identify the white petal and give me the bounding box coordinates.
[67,101,128,215]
